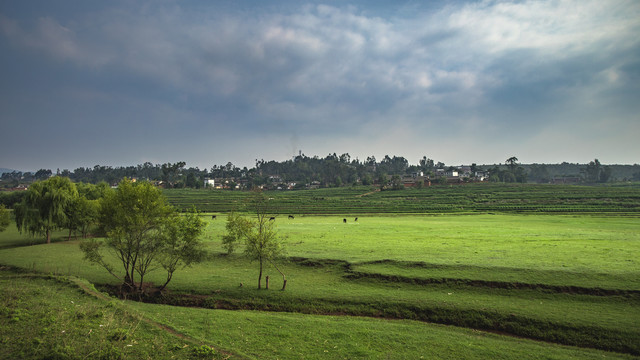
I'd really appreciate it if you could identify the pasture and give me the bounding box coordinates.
[1,208,639,358]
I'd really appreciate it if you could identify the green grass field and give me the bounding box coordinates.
[1,184,639,358]
[2,269,635,360]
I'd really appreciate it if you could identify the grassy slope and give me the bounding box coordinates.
[133,301,638,360]
[0,270,230,360]
[0,268,634,360]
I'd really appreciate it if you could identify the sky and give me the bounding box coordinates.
[1,0,639,171]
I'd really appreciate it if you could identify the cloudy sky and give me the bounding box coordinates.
[1,0,639,171]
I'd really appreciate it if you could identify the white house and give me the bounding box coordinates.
[204,178,215,188]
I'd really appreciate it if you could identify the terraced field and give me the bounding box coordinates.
[164,183,640,214]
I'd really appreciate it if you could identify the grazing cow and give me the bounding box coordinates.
[269,217,276,221]
[343,218,347,223]
[354,217,358,222]
[212,215,217,220]
[288,215,295,219]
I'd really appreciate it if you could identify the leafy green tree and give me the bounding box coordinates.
[14,176,78,244]
[0,204,10,232]
[529,164,550,183]
[65,196,100,239]
[223,191,286,290]
[600,165,612,183]
[185,173,198,188]
[34,168,53,180]
[390,175,404,190]
[502,172,516,183]
[76,181,110,200]
[157,210,206,291]
[583,159,601,183]
[80,178,174,293]
[377,173,388,187]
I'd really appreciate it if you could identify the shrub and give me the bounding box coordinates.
[191,345,216,358]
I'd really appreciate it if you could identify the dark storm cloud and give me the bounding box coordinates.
[1,0,639,170]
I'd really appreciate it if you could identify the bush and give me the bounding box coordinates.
[191,345,216,358]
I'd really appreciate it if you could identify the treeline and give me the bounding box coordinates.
[2,154,639,190]
[0,154,451,189]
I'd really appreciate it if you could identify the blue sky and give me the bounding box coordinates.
[1,0,639,171]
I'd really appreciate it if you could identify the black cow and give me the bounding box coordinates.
[343,218,347,223]
[354,217,358,222]
[269,217,276,221]
[212,215,217,220]
[288,215,295,219]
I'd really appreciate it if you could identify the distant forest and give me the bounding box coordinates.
[2,154,640,190]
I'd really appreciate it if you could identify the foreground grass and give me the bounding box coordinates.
[0,269,229,359]
[0,268,634,360]
[1,242,638,354]
[133,302,637,360]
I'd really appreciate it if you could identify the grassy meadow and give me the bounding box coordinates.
[1,184,640,358]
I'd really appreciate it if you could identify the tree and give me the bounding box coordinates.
[0,204,10,232]
[80,178,174,293]
[506,157,519,172]
[14,176,78,244]
[34,168,53,180]
[502,172,516,183]
[161,161,186,187]
[65,196,100,239]
[390,175,404,190]
[157,210,206,291]
[529,164,550,183]
[223,191,286,290]
[599,166,612,183]
[582,159,610,183]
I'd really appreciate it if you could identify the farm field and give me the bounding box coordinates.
[1,205,639,358]
[163,183,640,214]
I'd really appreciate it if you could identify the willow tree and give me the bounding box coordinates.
[0,204,10,232]
[14,176,78,244]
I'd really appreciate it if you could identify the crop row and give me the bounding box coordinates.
[163,184,640,214]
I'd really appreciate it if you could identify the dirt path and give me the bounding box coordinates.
[356,188,380,197]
